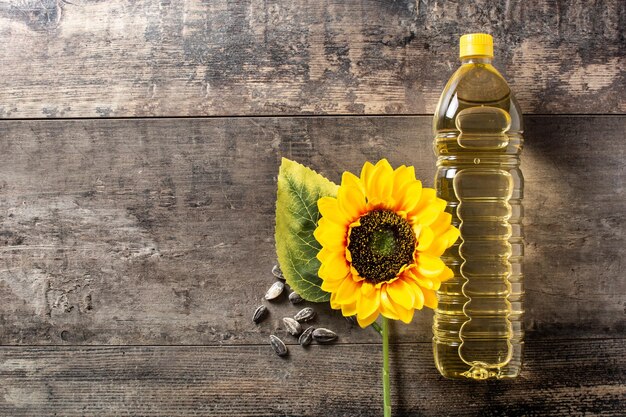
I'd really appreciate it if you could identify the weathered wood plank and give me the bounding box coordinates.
[0,116,624,344]
[0,339,624,416]
[0,0,624,118]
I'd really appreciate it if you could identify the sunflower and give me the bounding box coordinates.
[314,159,459,328]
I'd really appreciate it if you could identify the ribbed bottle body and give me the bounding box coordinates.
[432,60,524,380]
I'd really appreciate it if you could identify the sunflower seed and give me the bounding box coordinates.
[294,307,316,322]
[265,281,285,300]
[282,317,302,336]
[270,335,288,357]
[345,315,358,325]
[313,328,338,343]
[271,264,285,280]
[298,326,315,346]
[252,305,268,324]
[288,291,303,304]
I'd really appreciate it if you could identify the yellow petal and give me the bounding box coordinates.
[411,198,447,227]
[387,279,415,311]
[392,165,417,206]
[336,275,360,304]
[321,276,344,292]
[417,187,436,204]
[341,298,358,317]
[397,180,423,213]
[444,226,460,248]
[318,196,348,225]
[395,304,414,324]
[338,185,366,222]
[360,281,376,297]
[423,289,438,309]
[381,287,414,323]
[425,238,447,257]
[357,309,380,328]
[357,287,380,318]
[349,264,360,277]
[345,246,353,262]
[360,161,376,189]
[426,227,460,257]
[318,253,350,281]
[316,247,333,263]
[416,225,434,251]
[342,171,365,194]
[406,269,436,290]
[375,159,394,172]
[314,218,347,251]
[437,266,454,283]
[352,272,365,283]
[330,291,341,309]
[409,188,436,218]
[392,165,415,195]
[367,160,394,206]
[409,280,425,309]
[318,250,350,280]
[430,212,453,235]
[317,248,345,270]
[412,224,422,239]
[417,253,446,277]
[379,286,400,321]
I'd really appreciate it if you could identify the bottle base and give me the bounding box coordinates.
[433,340,523,380]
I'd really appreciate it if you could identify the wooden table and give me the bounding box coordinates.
[1,1,624,415]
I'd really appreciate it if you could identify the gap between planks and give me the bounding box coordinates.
[0,113,624,122]
[1,337,624,349]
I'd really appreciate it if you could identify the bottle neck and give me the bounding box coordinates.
[460,56,492,65]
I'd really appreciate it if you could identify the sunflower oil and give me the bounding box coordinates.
[431,34,524,380]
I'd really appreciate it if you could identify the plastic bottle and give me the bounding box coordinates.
[432,33,524,380]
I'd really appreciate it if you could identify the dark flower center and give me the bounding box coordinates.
[347,210,416,284]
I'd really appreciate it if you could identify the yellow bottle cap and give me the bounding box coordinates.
[459,33,493,58]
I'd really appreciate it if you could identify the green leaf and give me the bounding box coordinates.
[275,158,338,302]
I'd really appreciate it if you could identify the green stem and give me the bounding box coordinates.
[382,317,391,417]
[371,321,383,336]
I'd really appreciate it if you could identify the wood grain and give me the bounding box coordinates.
[0,116,623,345]
[0,339,624,416]
[0,0,624,118]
